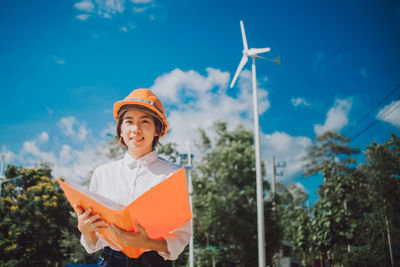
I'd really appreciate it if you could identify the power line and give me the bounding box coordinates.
[343,83,400,135]
[283,155,307,164]
[267,84,400,166]
[351,96,400,140]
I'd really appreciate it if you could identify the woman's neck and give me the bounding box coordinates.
[128,148,153,160]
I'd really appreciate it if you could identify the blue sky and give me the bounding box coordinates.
[1,0,400,205]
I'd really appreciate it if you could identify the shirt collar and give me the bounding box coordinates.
[123,150,158,168]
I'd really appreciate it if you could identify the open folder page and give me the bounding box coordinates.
[57,168,192,258]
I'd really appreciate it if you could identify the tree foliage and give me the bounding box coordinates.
[192,121,281,266]
[354,133,400,266]
[302,131,359,178]
[0,163,98,266]
[283,131,400,266]
[275,182,311,264]
[300,131,361,261]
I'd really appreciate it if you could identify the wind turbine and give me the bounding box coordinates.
[230,20,275,267]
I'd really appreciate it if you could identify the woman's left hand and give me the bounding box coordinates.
[108,221,168,253]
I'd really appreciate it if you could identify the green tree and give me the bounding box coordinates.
[351,133,400,267]
[192,121,281,267]
[0,163,93,266]
[302,131,362,265]
[275,182,311,265]
[303,131,359,179]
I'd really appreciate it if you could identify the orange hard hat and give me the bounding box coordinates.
[113,89,168,138]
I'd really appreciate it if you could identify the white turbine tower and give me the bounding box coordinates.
[230,20,272,267]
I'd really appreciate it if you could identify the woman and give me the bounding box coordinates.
[74,89,191,266]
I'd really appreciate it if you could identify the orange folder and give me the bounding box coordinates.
[56,168,192,258]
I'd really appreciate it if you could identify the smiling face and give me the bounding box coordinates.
[120,109,159,159]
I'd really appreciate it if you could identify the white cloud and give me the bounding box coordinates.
[293,182,307,194]
[73,0,159,20]
[76,14,91,21]
[59,117,77,137]
[16,118,98,182]
[100,122,117,138]
[21,141,57,164]
[14,126,110,183]
[120,23,136,32]
[19,139,107,184]
[132,3,154,13]
[52,56,66,65]
[53,143,105,183]
[237,70,270,114]
[1,146,16,166]
[377,100,400,128]
[291,97,310,107]
[150,68,230,104]
[60,145,73,163]
[77,125,89,141]
[46,107,54,115]
[133,7,146,13]
[261,131,312,181]
[58,117,90,141]
[74,0,95,12]
[37,132,49,144]
[131,0,153,3]
[95,0,125,18]
[314,98,352,136]
[74,0,126,19]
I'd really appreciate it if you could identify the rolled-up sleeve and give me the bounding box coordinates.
[79,168,105,254]
[158,220,192,261]
[80,233,107,254]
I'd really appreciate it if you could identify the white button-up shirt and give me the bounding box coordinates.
[80,151,192,260]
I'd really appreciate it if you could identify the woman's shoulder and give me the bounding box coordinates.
[153,157,182,175]
[94,158,124,174]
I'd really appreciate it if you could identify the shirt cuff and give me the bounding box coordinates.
[157,220,192,261]
[80,233,105,254]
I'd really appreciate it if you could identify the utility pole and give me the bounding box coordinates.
[343,200,351,253]
[271,156,276,208]
[385,215,394,267]
[0,155,22,198]
[0,154,5,197]
[271,156,285,267]
[0,154,4,179]
[185,141,194,267]
[271,156,286,205]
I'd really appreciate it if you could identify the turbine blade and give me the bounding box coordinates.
[250,47,271,55]
[230,55,248,88]
[240,20,248,51]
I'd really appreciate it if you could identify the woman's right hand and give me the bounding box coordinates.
[74,204,108,245]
